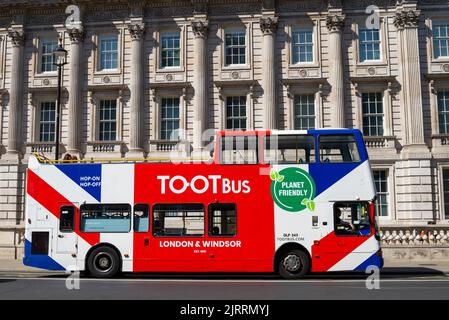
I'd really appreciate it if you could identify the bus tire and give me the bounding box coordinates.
[278,249,310,279]
[87,246,120,278]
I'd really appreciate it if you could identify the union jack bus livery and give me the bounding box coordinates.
[23,129,383,278]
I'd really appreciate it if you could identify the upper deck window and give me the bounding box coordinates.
[219,135,258,164]
[264,135,315,164]
[319,134,361,163]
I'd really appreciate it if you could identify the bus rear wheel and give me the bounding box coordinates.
[278,249,310,279]
[87,246,120,278]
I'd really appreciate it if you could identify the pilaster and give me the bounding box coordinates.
[128,21,146,156]
[260,16,278,129]
[6,27,25,159]
[191,18,209,150]
[326,12,345,128]
[66,26,85,156]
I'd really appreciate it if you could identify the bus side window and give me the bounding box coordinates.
[319,134,361,163]
[334,202,371,236]
[134,204,149,233]
[264,135,315,164]
[220,135,258,164]
[153,204,205,237]
[80,204,131,233]
[208,203,237,236]
[60,206,75,232]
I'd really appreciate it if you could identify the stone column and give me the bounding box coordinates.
[394,9,425,145]
[191,19,208,149]
[6,29,25,156]
[326,14,345,128]
[394,6,432,223]
[67,27,85,155]
[128,22,145,154]
[260,16,278,129]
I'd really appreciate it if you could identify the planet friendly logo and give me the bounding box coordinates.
[270,167,316,212]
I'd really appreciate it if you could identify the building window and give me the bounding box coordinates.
[40,39,58,73]
[373,170,389,218]
[39,101,56,142]
[226,96,247,130]
[362,92,384,136]
[294,94,315,130]
[433,22,449,59]
[291,28,313,63]
[99,99,117,141]
[99,35,118,70]
[161,97,180,140]
[224,29,246,66]
[160,31,181,68]
[443,169,449,219]
[438,91,449,134]
[359,28,381,62]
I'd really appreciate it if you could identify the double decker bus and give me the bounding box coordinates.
[23,129,383,279]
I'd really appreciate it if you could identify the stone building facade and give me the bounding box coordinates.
[0,0,449,259]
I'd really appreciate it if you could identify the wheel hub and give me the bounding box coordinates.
[94,252,113,273]
[283,254,301,272]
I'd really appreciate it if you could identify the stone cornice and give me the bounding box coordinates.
[191,19,209,38]
[326,13,345,32]
[128,22,146,40]
[259,16,278,35]
[394,9,420,29]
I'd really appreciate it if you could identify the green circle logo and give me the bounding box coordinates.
[270,167,316,212]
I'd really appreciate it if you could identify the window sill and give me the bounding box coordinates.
[221,65,251,71]
[356,60,388,67]
[156,67,184,73]
[289,62,319,69]
[93,69,122,76]
[34,72,58,78]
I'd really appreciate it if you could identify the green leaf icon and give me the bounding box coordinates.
[301,198,308,205]
[270,169,277,181]
[307,201,315,212]
[276,175,284,182]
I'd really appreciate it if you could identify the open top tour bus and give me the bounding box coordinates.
[23,129,383,279]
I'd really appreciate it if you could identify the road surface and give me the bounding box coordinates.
[0,267,448,300]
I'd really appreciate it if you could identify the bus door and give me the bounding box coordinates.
[54,204,78,264]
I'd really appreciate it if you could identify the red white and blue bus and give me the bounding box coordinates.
[23,129,383,278]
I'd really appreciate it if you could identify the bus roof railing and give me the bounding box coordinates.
[32,153,212,165]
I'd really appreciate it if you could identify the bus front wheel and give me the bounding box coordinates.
[278,249,310,279]
[87,246,120,278]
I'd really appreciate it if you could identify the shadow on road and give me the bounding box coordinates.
[30,266,447,281]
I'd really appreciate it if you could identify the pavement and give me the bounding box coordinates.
[0,259,449,299]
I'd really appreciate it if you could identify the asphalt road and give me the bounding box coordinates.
[0,267,448,300]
